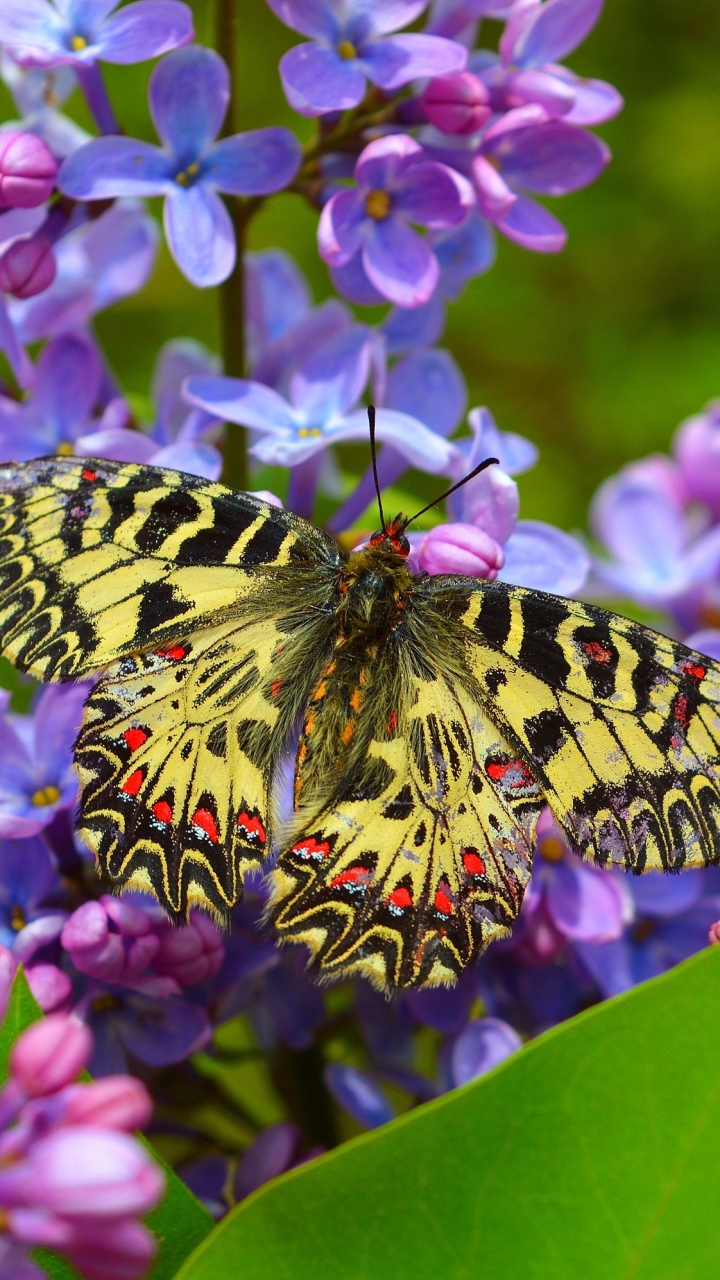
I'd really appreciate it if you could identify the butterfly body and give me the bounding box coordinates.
[1,457,720,990]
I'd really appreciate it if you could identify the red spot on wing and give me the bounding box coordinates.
[673,694,689,729]
[487,758,534,788]
[433,889,454,916]
[81,468,97,482]
[291,836,331,861]
[388,886,412,910]
[191,808,219,843]
[123,727,148,752]
[152,801,173,824]
[271,679,282,698]
[159,645,186,662]
[462,850,486,876]
[330,866,371,889]
[121,769,144,797]
[583,640,614,664]
[387,711,398,734]
[238,812,266,844]
[680,661,706,681]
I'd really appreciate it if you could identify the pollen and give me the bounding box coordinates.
[337,40,357,59]
[10,905,25,932]
[31,785,60,807]
[365,189,391,220]
[56,442,74,457]
[297,427,322,437]
[71,35,88,50]
[539,835,565,862]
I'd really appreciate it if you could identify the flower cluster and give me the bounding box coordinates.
[0,0,708,1274]
[0,1013,163,1280]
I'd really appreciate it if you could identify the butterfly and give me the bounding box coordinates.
[0,451,719,991]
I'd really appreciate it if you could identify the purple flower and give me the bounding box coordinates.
[324,1062,395,1129]
[0,131,57,210]
[0,56,91,158]
[0,0,194,70]
[0,836,61,950]
[0,205,50,384]
[450,1016,522,1086]
[673,400,720,519]
[0,330,109,462]
[470,0,623,126]
[77,337,224,480]
[9,199,159,345]
[319,134,474,308]
[81,984,211,1076]
[426,0,513,46]
[577,868,720,998]
[0,235,55,299]
[58,45,302,286]
[421,71,491,135]
[415,522,506,576]
[232,1122,322,1202]
[0,1012,163,1280]
[0,684,90,839]
[185,324,457,504]
[590,460,720,630]
[268,0,466,117]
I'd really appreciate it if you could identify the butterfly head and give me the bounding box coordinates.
[368,517,410,559]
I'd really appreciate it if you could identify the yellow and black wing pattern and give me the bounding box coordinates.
[0,456,337,679]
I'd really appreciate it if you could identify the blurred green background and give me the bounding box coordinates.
[3,0,720,533]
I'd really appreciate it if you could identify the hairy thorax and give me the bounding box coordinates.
[337,543,414,642]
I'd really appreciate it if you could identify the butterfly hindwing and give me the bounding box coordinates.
[446,577,720,872]
[270,647,544,989]
[0,457,338,679]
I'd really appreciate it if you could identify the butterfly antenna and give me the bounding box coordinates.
[368,404,386,532]
[404,457,500,528]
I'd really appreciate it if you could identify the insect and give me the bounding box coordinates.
[0,434,719,991]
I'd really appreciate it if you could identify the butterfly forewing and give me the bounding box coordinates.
[0,457,337,679]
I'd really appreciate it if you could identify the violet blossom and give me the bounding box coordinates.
[268,0,467,117]
[0,56,91,159]
[58,45,302,287]
[0,0,194,71]
[0,130,57,210]
[0,684,90,839]
[319,134,474,308]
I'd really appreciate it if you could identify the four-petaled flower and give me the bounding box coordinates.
[0,0,194,70]
[58,45,303,286]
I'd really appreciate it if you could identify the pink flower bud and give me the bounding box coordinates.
[7,1127,165,1218]
[709,920,720,946]
[10,1014,91,1097]
[63,1077,152,1132]
[0,236,55,299]
[418,523,505,579]
[66,1217,157,1280]
[153,911,225,986]
[0,131,57,209]
[25,963,72,1013]
[421,73,490,135]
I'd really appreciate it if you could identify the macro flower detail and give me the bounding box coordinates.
[319,133,474,307]
[0,684,90,838]
[0,0,194,70]
[0,130,57,209]
[58,45,303,286]
[268,0,467,117]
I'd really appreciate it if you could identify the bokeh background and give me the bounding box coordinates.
[2,0,718,533]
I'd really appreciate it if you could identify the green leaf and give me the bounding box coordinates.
[0,970,213,1279]
[176,946,720,1280]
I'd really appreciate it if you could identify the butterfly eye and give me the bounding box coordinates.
[390,534,410,557]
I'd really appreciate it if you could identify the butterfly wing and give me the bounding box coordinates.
[0,457,338,679]
[270,651,544,989]
[447,577,720,872]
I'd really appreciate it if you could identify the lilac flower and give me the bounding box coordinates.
[324,1063,395,1129]
[0,836,61,949]
[426,0,514,46]
[421,71,491,135]
[0,1012,163,1280]
[9,200,159,345]
[58,45,302,287]
[0,234,55,300]
[0,205,50,384]
[673,400,720,519]
[590,460,720,631]
[77,338,224,480]
[0,56,91,159]
[318,134,474,308]
[576,868,720,998]
[0,131,57,210]
[0,330,110,462]
[81,984,212,1076]
[0,0,194,71]
[232,1123,325,1202]
[186,324,457,518]
[268,0,467,117]
[0,684,90,839]
[470,0,623,126]
[450,1016,522,1087]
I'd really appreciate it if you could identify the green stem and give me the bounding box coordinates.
[270,1041,339,1150]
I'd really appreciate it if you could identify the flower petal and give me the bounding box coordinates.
[363,217,438,307]
[279,42,365,117]
[150,440,222,479]
[289,325,370,421]
[324,1063,394,1129]
[629,868,704,919]
[93,0,193,64]
[575,938,634,998]
[0,2,65,64]
[386,348,466,436]
[590,473,686,569]
[205,127,301,195]
[246,247,312,360]
[164,184,235,287]
[432,208,495,298]
[546,857,625,942]
[75,426,158,463]
[339,406,456,471]
[394,159,474,227]
[546,66,623,126]
[472,153,516,219]
[455,463,519,541]
[486,122,610,195]
[184,376,300,432]
[330,253,386,305]
[363,0,429,36]
[317,187,365,266]
[513,0,604,69]
[496,191,566,252]
[361,32,466,90]
[354,131,423,191]
[383,293,446,352]
[58,137,171,198]
[149,45,228,158]
[500,520,590,594]
[451,1017,522,1086]
[32,332,101,441]
[264,0,340,40]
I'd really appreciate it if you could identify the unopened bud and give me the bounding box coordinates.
[10,1014,91,1097]
[418,522,504,578]
[0,236,55,299]
[421,73,490,136]
[0,130,57,209]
